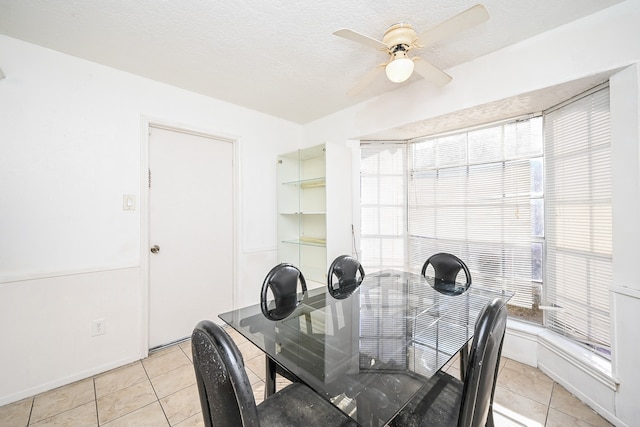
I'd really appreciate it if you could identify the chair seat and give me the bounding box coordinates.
[391,371,463,427]
[258,383,357,426]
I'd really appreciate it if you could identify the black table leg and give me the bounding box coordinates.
[265,355,277,399]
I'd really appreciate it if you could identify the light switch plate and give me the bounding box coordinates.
[123,194,136,210]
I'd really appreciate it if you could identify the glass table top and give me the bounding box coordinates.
[220,269,513,426]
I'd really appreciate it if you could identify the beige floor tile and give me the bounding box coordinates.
[498,356,507,365]
[493,385,549,427]
[501,358,522,370]
[178,341,193,362]
[148,344,181,359]
[276,377,292,391]
[493,410,537,427]
[30,379,95,424]
[151,364,196,399]
[0,397,33,427]
[549,384,612,427]
[497,362,554,406]
[244,354,266,381]
[95,361,148,398]
[245,367,262,386]
[174,413,205,427]
[97,380,157,425]
[546,407,606,427]
[237,340,266,361]
[252,382,265,405]
[29,401,97,427]
[159,384,201,426]
[142,349,191,379]
[101,401,169,427]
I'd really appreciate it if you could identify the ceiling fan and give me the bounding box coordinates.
[333,4,489,96]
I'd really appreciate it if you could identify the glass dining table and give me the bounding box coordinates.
[219,269,513,426]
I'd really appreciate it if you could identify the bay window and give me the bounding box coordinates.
[360,84,612,357]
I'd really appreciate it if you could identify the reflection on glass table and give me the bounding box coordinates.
[220,269,513,427]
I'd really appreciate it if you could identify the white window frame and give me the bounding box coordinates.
[359,84,612,358]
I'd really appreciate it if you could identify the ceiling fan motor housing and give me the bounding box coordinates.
[382,23,417,51]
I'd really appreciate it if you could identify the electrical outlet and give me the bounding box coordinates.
[92,318,106,336]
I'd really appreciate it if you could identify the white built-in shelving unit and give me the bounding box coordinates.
[277,142,352,286]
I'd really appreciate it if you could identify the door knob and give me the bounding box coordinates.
[150,245,160,254]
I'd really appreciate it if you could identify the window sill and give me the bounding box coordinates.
[506,319,619,391]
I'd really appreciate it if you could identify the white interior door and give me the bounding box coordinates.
[148,125,233,348]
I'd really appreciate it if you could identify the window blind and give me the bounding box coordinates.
[408,118,543,309]
[544,86,611,353]
[360,142,407,271]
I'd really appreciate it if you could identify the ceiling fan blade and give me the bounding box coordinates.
[347,64,386,97]
[413,58,452,87]
[417,4,489,47]
[334,28,388,50]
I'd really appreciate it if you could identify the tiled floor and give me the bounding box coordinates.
[0,326,613,427]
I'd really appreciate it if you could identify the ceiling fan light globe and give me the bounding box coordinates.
[385,57,414,83]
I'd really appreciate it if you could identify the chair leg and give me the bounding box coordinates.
[265,356,277,399]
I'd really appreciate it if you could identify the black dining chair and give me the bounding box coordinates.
[390,297,508,427]
[259,263,308,396]
[422,252,473,380]
[192,320,358,427]
[421,252,472,296]
[327,255,365,299]
[260,263,308,321]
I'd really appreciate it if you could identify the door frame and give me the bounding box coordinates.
[139,116,241,358]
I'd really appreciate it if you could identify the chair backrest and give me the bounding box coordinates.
[260,263,307,320]
[191,320,260,427]
[421,253,472,295]
[457,297,508,427]
[327,255,366,299]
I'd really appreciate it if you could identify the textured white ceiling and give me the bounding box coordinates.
[361,71,616,141]
[0,0,625,124]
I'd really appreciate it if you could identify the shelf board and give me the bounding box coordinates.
[279,211,326,215]
[281,177,326,188]
[281,237,326,247]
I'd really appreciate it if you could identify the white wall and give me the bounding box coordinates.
[610,64,640,425]
[0,34,302,404]
[304,1,640,426]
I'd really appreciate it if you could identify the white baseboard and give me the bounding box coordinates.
[0,355,140,407]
